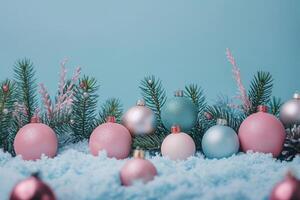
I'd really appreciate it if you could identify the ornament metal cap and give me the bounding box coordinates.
[106,116,116,123]
[257,105,268,113]
[293,92,300,99]
[136,99,145,106]
[30,116,40,123]
[133,149,145,159]
[217,118,228,126]
[174,90,184,97]
[171,125,181,133]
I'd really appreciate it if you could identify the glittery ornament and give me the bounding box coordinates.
[120,149,157,186]
[14,117,58,161]
[10,173,56,200]
[161,125,196,160]
[122,99,156,136]
[280,93,300,127]
[89,116,132,159]
[269,171,300,200]
[202,119,239,159]
[239,105,286,157]
[161,90,197,132]
[2,84,9,93]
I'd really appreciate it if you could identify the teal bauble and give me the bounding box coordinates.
[161,90,198,132]
[201,119,239,159]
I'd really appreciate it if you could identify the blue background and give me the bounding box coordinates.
[0,1,299,108]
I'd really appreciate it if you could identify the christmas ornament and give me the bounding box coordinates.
[122,99,156,136]
[269,171,300,200]
[10,173,56,200]
[280,93,300,127]
[161,90,197,131]
[89,116,132,159]
[120,149,157,186]
[201,119,239,159]
[239,105,285,157]
[280,125,300,161]
[2,84,9,93]
[161,125,195,160]
[14,117,58,161]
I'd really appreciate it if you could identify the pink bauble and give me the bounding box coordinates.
[14,119,58,161]
[161,125,196,160]
[120,150,157,186]
[89,116,132,159]
[10,174,56,200]
[238,105,285,157]
[270,172,300,200]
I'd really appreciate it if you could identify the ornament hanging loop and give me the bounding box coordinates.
[30,116,40,123]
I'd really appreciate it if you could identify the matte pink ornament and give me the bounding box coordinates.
[14,117,58,161]
[161,125,196,160]
[120,150,157,186]
[269,172,300,200]
[239,105,286,157]
[89,116,132,159]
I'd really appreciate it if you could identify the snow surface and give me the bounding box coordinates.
[0,141,299,200]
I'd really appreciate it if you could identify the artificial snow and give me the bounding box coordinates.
[0,141,299,200]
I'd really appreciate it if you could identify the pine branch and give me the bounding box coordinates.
[184,84,206,150]
[133,76,168,152]
[70,76,99,142]
[268,96,282,117]
[0,80,18,153]
[14,59,38,123]
[139,76,167,127]
[248,71,273,115]
[206,104,245,132]
[98,98,123,124]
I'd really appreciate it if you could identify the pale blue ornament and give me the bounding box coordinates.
[161,90,197,132]
[202,119,239,159]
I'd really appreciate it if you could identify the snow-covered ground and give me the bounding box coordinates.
[0,141,299,200]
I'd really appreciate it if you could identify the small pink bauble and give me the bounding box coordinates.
[10,173,56,200]
[161,125,196,160]
[120,150,157,186]
[239,105,286,157]
[269,172,300,200]
[89,116,132,159]
[14,117,58,161]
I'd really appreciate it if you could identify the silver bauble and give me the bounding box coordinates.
[280,93,300,127]
[201,119,239,159]
[122,100,156,136]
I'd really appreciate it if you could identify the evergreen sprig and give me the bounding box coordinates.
[248,71,273,114]
[98,98,123,124]
[133,76,168,151]
[268,96,282,117]
[70,76,99,142]
[0,80,17,153]
[14,59,38,123]
[185,84,206,150]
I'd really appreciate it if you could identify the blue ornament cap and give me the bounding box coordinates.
[201,119,239,159]
[161,90,198,132]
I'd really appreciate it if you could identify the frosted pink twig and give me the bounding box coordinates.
[226,48,251,111]
[39,83,53,119]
